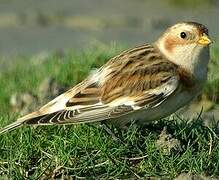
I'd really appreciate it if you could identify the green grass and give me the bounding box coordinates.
[0,43,219,179]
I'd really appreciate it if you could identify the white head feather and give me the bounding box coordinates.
[155,22,210,83]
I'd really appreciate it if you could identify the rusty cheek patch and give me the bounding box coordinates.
[164,36,185,53]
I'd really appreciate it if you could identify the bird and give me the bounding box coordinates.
[0,21,212,134]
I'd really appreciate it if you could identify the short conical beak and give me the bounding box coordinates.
[198,33,212,46]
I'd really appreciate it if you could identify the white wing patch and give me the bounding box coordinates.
[38,91,74,113]
[147,76,178,107]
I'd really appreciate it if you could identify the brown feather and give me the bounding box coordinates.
[100,45,179,103]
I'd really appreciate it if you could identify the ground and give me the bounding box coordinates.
[0,44,219,179]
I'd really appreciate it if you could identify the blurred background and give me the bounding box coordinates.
[1,1,219,178]
[0,0,218,57]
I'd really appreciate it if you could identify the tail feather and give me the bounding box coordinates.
[0,111,42,135]
[0,120,24,134]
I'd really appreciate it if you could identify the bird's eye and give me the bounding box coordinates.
[180,32,187,39]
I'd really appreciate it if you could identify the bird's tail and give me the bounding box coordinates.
[0,111,40,135]
[0,120,24,134]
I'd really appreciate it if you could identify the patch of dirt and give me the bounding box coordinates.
[10,92,38,115]
[175,173,218,180]
[10,77,66,115]
[156,127,181,155]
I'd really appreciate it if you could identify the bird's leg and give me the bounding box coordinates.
[100,122,125,145]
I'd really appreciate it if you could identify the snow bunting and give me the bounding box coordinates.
[0,22,211,134]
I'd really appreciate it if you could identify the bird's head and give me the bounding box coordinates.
[155,22,211,78]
